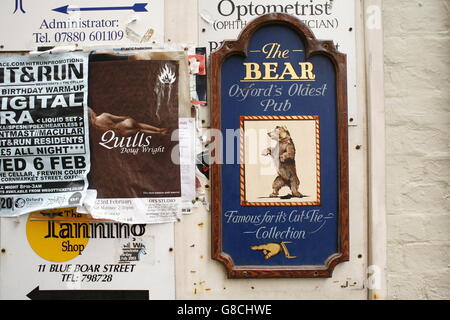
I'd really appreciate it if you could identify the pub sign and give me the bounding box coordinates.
[211,13,349,278]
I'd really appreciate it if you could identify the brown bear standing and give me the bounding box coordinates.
[262,125,304,198]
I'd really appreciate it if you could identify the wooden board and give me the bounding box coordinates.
[210,13,349,278]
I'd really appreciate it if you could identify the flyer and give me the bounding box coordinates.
[0,52,90,216]
[85,56,181,224]
[179,118,196,214]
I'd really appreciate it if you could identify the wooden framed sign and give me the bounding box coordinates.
[211,13,349,278]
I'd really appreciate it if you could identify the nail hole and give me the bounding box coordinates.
[358,254,363,259]
[355,145,361,150]
[169,248,173,252]
[202,28,206,32]
[349,118,354,122]
[348,27,353,32]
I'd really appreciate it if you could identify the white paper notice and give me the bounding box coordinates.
[179,118,196,214]
[0,1,165,51]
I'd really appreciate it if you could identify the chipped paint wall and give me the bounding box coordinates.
[383,0,450,299]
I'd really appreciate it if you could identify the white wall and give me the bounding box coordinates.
[383,0,450,299]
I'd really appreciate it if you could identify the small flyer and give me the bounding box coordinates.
[179,118,196,214]
[0,52,90,216]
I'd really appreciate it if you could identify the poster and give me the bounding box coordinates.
[210,14,349,277]
[198,0,358,125]
[0,52,90,216]
[84,56,181,224]
[0,209,175,300]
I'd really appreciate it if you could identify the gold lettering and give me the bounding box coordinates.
[279,63,300,80]
[241,62,316,81]
[262,63,279,80]
[243,62,262,80]
[262,43,289,59]
[299,62,316,80]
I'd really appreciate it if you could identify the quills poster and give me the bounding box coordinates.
[85,57,181,224]
[0,53,90,216]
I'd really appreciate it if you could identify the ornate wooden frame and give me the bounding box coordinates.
[210,13,349,278]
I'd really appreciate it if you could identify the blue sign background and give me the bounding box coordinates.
[220,24,339,266]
